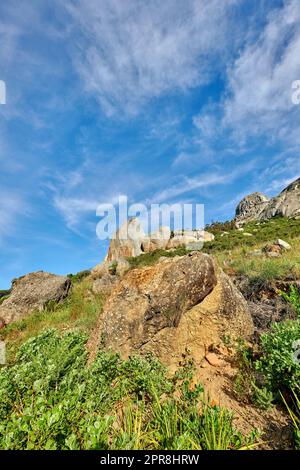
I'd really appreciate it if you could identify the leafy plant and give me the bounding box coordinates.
[255,319,300,393]
[0,329,258,450]
[251,383,274,411]
[280,285,300,318]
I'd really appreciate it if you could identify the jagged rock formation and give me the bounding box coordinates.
[235,177,300,224]
[104,218,215,264]
[91,252,253,365]
[259,177,300,220]
[235,192,270,224]
[0,272,71,325]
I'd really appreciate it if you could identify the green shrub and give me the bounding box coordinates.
[280,285,300,318]
[126,246,189,269]
[67,270,91,283]
[0,329,258,450]
[255,319,300,393]
[251,383,274,411]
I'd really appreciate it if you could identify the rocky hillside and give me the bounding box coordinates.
[0,179,300,450]
[235,177,300,225]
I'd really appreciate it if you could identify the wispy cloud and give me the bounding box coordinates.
[64,0,238,115]
[223,0,300,142]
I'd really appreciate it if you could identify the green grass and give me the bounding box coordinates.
[209,218,300,282]
[0,329,259,450]
[205,217,300,254]
[231,257,300,281]
[0,278,104,362]
[67,269,91,283]
[126,246,189,269]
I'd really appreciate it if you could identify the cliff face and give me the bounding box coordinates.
[235,177,300,224]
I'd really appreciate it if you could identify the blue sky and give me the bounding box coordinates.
[1,0,300,288]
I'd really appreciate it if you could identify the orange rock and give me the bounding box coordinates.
[205,352,222,367]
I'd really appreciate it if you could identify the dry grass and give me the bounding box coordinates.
[213,234,300,281]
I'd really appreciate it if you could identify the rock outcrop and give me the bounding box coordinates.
[259,177,300,220]
[235,192,270,224]
[104,218,215,264]
[91,252,253,365]
[0,272,71,324]
[105,218,146,262]
[235,177,300,224]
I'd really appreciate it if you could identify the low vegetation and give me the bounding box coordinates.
[67,269,91,284]
[1,279,104,362]
[126,246,189,269]
[233,286,300,449]
[0,329,259,450]
[205,217,300,253]
[125,217,300,283]
[1,217,300,450]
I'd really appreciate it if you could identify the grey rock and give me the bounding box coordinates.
[259,178,300,220]
[235,177,300,223]
[235,192,270,224]
[276,239,291,251]
[0,272,71,325]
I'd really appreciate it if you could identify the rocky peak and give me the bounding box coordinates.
[235,176,300,224]
[235,192,270,224]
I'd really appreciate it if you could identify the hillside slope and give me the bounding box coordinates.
[1,216,299,449]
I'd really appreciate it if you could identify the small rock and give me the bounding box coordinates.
[205,352,222,367]
[158,256,169,262]
[237,228,244,232]
[276,239,291,251]
[243,232,253,237]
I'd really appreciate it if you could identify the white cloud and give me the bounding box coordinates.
[223,0,300,142]
[53,196,99,228]
[64,0,238,115]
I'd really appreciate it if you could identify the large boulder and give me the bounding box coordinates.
[141,226,171,252]
[235,192,270,224]
[105,218,145,262]
[91,252,253,366]
[0,272,71,325]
